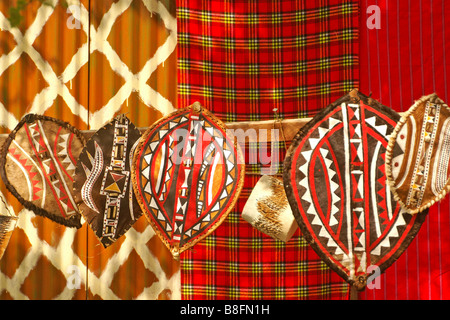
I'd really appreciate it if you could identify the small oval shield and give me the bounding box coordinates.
[0,114,85,228]
[132,102,245,258]
[386,93,450,214]
[73,115,142,247]
[283,91,427,290]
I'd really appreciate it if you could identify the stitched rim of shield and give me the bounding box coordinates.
[131,102,245,258]
[386,93,450,215]
[283,90,428,288]
[0,114,85,229]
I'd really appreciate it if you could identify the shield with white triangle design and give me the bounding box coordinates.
[132,102,245,259]
[283,90,428,291]
[73,115,142,247]
[0,114,85,228]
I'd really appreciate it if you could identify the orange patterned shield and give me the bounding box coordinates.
[132,102,245,259]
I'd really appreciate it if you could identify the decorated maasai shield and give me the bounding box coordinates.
[132,102,245,258]
[73,115,142,248]
[242,175,297,242]
[0,114,84,228]
[386,94,450,214]
[283,91,428,290]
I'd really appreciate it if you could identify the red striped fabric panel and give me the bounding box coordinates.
[359,0,450,300]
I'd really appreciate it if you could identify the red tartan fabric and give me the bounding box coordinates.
[177,0,360,121]
[178,0,359,300]
[181,174,350,300]
[359,0,450,300]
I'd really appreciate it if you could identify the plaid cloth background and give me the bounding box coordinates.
[181,173,350,300]
[181,129,350,299]
[177,0,359,121]
[177,0,359,299]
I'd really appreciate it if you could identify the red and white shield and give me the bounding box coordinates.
[284,92,427,290]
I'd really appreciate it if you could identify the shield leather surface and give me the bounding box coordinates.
[283,91,428,290]
[0,114,84,228]
[242,175,298,242]
[386,94,450,214]
[73,115,142,248]
[132,102,245,258]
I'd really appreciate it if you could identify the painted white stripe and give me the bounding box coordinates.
[370,141,383,237]
[341,103,354,279]
[386,177,394,222]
